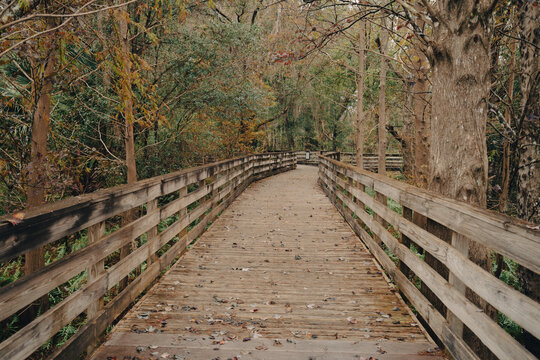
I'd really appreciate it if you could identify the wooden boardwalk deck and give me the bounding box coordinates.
[92,166,442,359]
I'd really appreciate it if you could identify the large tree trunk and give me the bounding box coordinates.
[516,1,540,355]
[426,2,497,358]
[516,0,540,225]
[355,21,366,168]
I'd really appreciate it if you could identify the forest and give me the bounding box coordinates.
[0,0,538,359]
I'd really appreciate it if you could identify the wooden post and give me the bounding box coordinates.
[447,232,469,338]
[178,187,188,240]
[400,207,413,279]
[146,199,159,265]
[86,221,105,354]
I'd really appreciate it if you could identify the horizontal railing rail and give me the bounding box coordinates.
[294,151,403,170]
[0,152,296,360]
[318,155,540,360]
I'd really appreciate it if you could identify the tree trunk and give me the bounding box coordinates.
[427,2,497,358]
[115,3,138,290]
[23,21,57,323]
[516,0,540,225]
[499,34,516,213]
[412,18,429,188]
[401,81,415,179]
[355,21,366,168]
[378,17,387,175]
[516,2,540,355]
[272,3,282,36]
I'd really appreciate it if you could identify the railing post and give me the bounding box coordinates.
[400,207,413,279]
[86,220,105,353]
[87,221,106,318]
[447,232,469,337]
[146,199,159,265]
[178,186,188,240]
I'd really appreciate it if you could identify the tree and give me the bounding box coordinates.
[377,16,388,175]
[516,0,539,354]
[421,1,499,357]
[355,20,366,167]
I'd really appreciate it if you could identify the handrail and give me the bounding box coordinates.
[318,155,540,360]
[293,150,403,170]
[0,152,296,360]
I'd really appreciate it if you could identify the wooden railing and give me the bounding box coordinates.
[0,152,296,360]
[294,151,403,170]
[318,155,540,360]
[339,152,403,170]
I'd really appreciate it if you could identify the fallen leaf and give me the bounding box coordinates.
[6,212,24,226]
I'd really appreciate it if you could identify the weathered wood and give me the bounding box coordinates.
[321,164,540,338]
[0,208,161,322]
[86,221,106,320]
[0,152,295,360]
[447,232,469,337]
[91,166,436,360]
[318,173,478,360]
[320,156,540,274]
[319,160,539,359]
[146,199,159,265]
[53,169,256,360]
[0,156,255,262]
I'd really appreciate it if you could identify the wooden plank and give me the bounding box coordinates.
[319,176,477,360]
[91,166,434,360]
[86,221,106,320]
[322,165,540,338]
[0,208,161,322]
[0,153,296,262]
[52,167,256,360]
[321,172,536,360]
[0,153,296,359]
[447,232,468,337]
[51,254,163,360]
[146,199,159,265]
[320,156,540,274]
[0,156,255,262]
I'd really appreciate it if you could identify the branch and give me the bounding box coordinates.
[255,107,289,131]
[0,0,103,57]
[0,0,138,31]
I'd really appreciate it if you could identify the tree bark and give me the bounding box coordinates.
[401,81,415,179]
[115,3,138,290]
[412,18,429,188]
[516,1,540,355]
[23,19,57,322]
[499,33,516,213]
[355,21,366,168]
[426,2,498,358]
[516,0,540,225]
[378,17,387,175]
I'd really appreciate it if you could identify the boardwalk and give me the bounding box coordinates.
[92,166,441,359]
